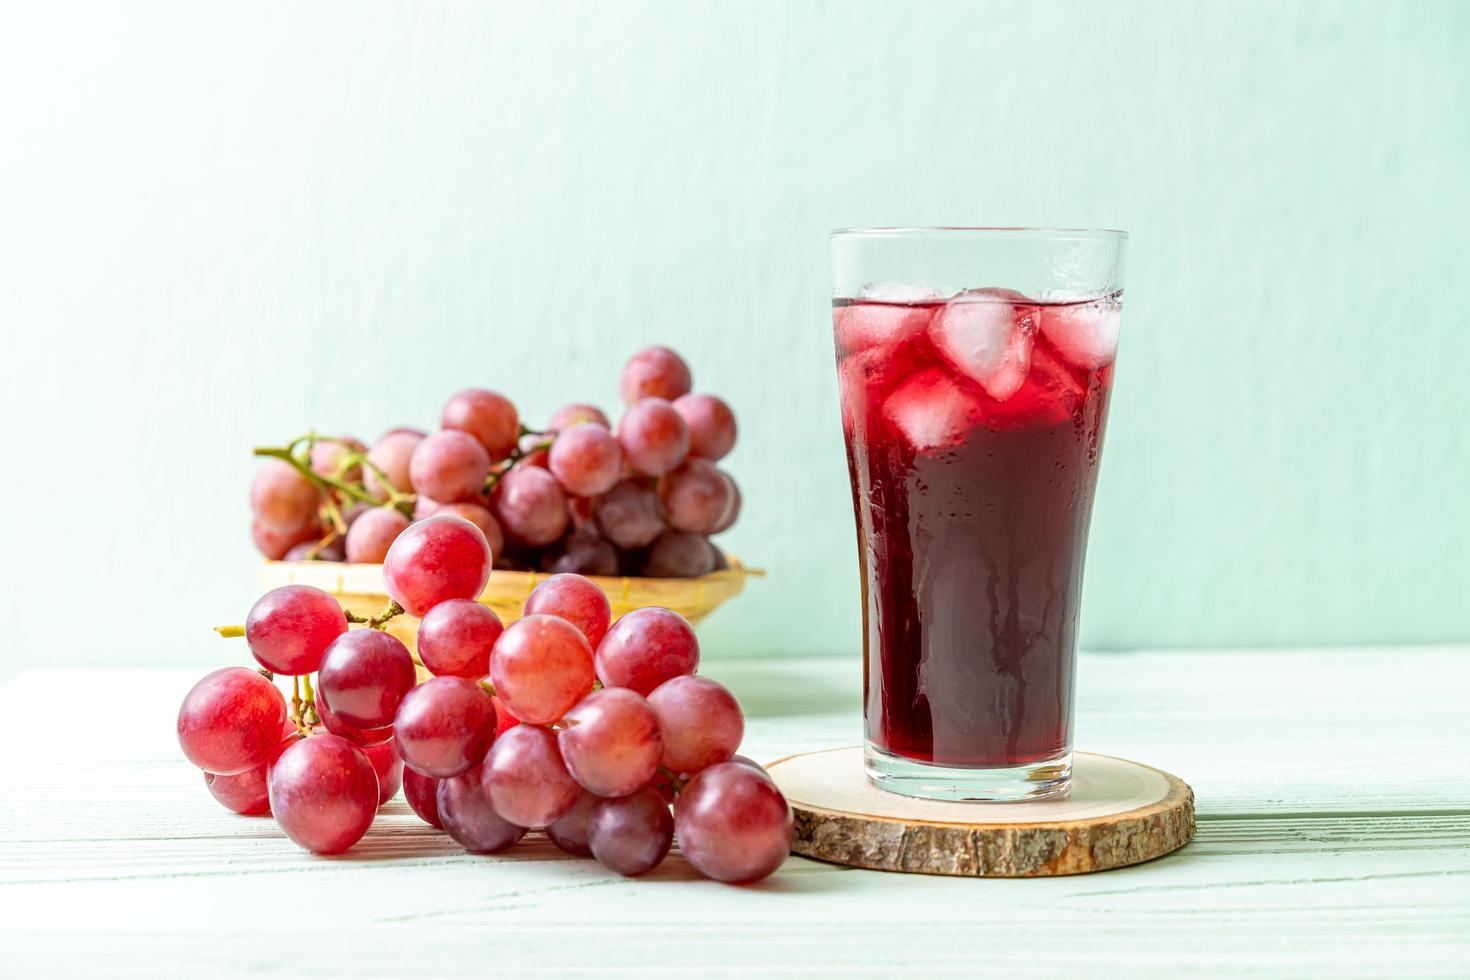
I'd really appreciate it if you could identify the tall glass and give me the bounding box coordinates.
[830,228,1126,801]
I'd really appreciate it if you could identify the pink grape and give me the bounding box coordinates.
[364,738,404,806]
[729,754,769,776]
[557,688,662,798]
[711,473,741,533]
[394,676,498,778]
[250,459,321,533]
[662,459,736,534]
[617,398,689,477]
[546,790,600,856]
[548,423,623,497]
[492,466,568,547]
[284,537,346,562]
[483,725,580,828]
[593,479,665,550]
[410,430,491,504]
[380,426,427,440]
[549,403,610,431]
[674,762,794,883]
[587,789,674,877]
[621,346,692,405]
[648,675,743,774]
[641,530,717,578]
[515,431,552,469]
[245,585,347,675]
[489,615,595,725]
[345,507,411,563]
[673,394,737,461]
[365,430,422,499]
[178,667,288,775]
[523,573,613,649]
[402,768,443,828]
[434,502,504,561]
[317,629,417,729]
[437,767,528,853]
[382,515,493,617]
[204,767,271,815]
[252,518,319,560]
[417,598,503,680]
[549,530,620,577]
[442,389,519,460]
[310,437,366,481]
[594,607,699,696]
[269,734,379,855]
[315,688,394,747]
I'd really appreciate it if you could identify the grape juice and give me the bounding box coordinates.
[834,288,1119,770]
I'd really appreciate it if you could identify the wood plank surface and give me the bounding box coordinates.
[1,649,1467,977]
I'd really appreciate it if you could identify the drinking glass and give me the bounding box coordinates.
[830,227,1127,801]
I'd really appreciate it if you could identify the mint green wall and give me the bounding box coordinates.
[2,1,1467,666]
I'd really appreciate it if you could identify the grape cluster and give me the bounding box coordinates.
[179,517,792,883]
[248,347,740,579]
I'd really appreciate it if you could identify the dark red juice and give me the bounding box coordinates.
[834,289,1119,768]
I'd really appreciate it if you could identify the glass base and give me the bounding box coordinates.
[864,744,1072,802]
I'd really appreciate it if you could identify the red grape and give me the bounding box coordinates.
[557,688,661,798]
[252,517,320,560]
[345,507,411,563]
[524,573,613,649]
[380,426,428,439]
[394,676,497,778]
[617,398,689,477]
[662,459,736,534]
[548,530,620,577]
[673,394,737,461]
[317,629,417,729]
[674,762,794,883]
[269,734,379,855]
[442,389,519,460]
[593,479,665,549]
[648,675,743,774]
[434,502,504,561]
[515,431,552,469]
[244,585,347,675]
[365,430,422,499]
[310,437,366,482]
[621,347,692,404]
[402,768,443,828]
[382,515,493,617]
[587,789,673,876]
[594,607,699,696]
[250,459,321,533]
[546,790,600,856]
[410,430,491,504]
[437,767,527,853]
[364,738,404,806]
[711,473,741,533]
[548,423,623,497]
[490,695,521,738]
[492,466,569,547]
[489,615,595,724]
[483,725,580,827]
[204,767,271,815]
[641,530,717,578]
[729,754,769,776]
[550,403,610,431]
[284,537,346,562]
[178,668,288,775]
[417,598,503,680]
[315,687,395,746]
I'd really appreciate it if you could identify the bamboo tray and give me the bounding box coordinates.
[259,557,755,655]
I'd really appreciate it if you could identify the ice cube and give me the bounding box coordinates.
[859,281,943,303]
[928,290,1036,401]
[1039,299,1121,369]
[882,368,987,451]
[833,302,933,358]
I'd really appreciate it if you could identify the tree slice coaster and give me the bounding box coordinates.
[766,747,1195,877]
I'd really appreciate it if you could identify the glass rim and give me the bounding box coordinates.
[830,225,1128,240]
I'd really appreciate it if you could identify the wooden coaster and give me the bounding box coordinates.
[766,747,1195,877]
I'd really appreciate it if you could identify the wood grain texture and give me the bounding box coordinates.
[1,650,1467,977]
[771,748,1195,876]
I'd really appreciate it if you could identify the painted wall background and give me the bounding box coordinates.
[1,0,1466,668]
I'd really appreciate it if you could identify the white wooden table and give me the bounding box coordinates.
[2,649,1467,977]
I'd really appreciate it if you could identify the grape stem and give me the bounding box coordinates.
[477,679,498,698]
[344,601,404,630]
[301,672,319,727]
[483,436,555,494]
[658,766,687,793]
[214,625,246,638]
[254,442,380,507]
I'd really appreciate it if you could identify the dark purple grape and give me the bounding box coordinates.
[641,530,717,578]
[587,788,673,876]
[437,767,527,853]
[546,790,600,856]
[593,479,665,550]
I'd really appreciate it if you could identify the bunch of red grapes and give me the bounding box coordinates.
[178,514,793,883]
[250,346,740,579]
